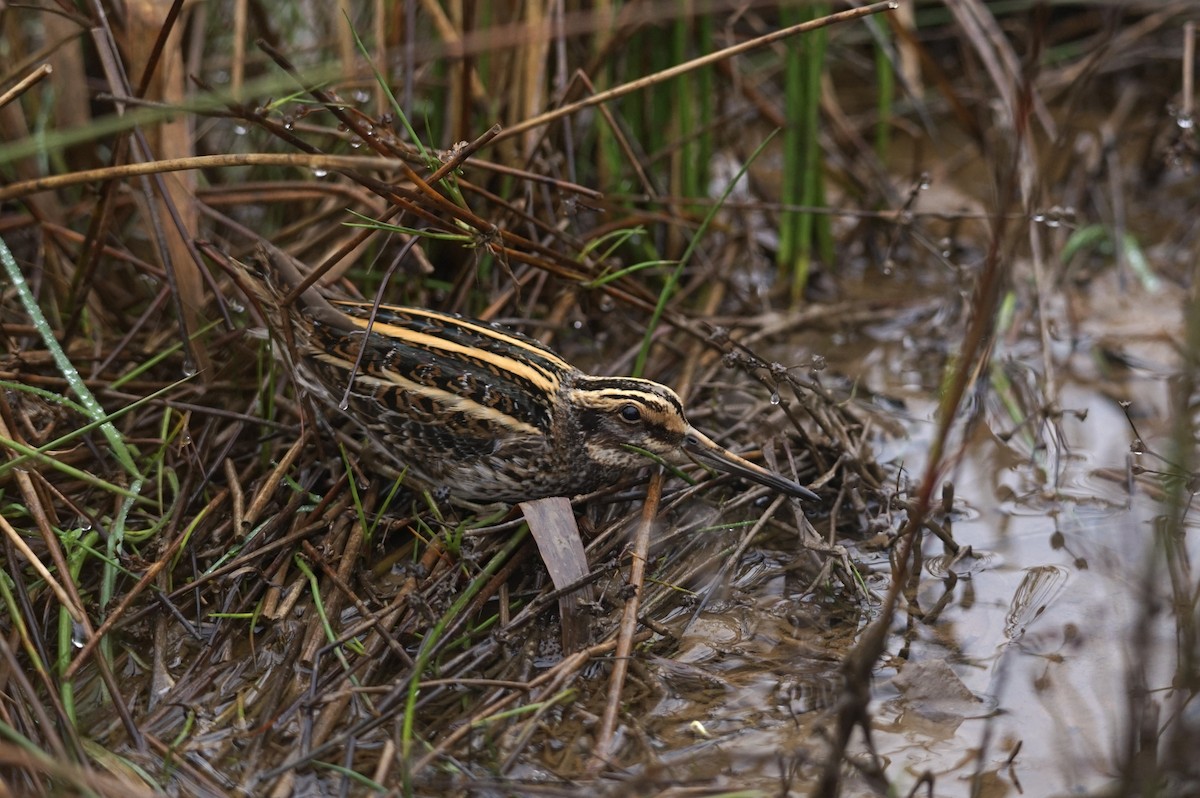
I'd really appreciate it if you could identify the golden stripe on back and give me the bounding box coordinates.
[307,302,576,437]
[330,302,571,393]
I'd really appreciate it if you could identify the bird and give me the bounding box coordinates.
[218,246,819,506]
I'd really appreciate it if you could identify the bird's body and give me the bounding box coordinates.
[308,301,698,502]
[223,248,817,505]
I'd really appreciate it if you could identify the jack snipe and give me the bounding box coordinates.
[222,248,817,506]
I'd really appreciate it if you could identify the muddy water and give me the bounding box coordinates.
[629,262,1193,795]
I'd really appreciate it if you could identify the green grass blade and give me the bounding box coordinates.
[0,236,143,481]
[633,130,779,377]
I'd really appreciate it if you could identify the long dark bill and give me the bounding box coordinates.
[683,428,819,501]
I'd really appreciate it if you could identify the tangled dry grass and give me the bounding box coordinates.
[4,2,1200,796]
[0,4,902,794]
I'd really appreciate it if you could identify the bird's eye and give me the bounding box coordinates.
[619,404,642,423]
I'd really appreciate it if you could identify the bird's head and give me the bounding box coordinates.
[567,377,818,500]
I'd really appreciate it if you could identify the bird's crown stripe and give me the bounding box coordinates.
[573,380,686,415]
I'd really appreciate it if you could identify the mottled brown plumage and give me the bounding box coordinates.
[224,249,818,505]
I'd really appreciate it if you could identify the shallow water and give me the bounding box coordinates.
[626,250,1196,796]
